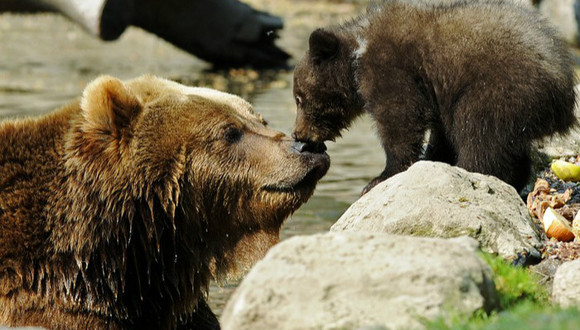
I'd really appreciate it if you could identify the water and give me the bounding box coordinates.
[0,1,385,316]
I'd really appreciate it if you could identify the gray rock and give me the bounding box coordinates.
[331,161,542,260]
[220,232,499,330]
[552,259,580,307]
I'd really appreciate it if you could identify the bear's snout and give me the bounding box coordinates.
[290,139,327,154]
[260,138,330,192]
[290,139,330,186]
[293,113,321,143]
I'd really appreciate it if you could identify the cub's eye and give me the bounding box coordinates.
[295,95,303,107]
[224,126,243,144]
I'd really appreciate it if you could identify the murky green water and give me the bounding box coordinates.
[0,3,385,316]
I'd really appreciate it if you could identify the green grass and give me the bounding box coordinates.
[479,252,548,308]
[426,253,580,330]
[429,302,580,330]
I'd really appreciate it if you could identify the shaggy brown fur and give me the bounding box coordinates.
[0,75,329,329]
[293,0,577,194]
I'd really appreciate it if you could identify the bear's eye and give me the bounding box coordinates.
[224,126,243,144]
[295,95,303,107]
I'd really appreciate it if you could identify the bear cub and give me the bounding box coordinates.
[0,75,329,329]
[293,0,577,194]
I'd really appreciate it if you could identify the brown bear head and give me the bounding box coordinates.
[293,28,364,143]
[43,75,329,327]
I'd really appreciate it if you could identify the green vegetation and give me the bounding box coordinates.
[429,302,580,330]
[480,252,548,308]
[426,253,580,330]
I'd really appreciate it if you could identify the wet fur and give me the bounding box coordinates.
[0,75,328,329]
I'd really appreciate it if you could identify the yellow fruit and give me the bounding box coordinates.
[550,160,580,182]
[543,207,575,242]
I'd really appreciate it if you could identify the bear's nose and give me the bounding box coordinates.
[291,139,327,154]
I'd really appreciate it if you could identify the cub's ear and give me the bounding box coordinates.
[309,28,340,64]
[80,75,142,137]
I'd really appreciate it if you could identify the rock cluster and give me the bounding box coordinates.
[221,161,580,329]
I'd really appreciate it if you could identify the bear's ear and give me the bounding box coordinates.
[80,75,142,137]
[309,28,340,64]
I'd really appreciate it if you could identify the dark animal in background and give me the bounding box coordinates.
[292,0,577,194]
[0,0,290,68]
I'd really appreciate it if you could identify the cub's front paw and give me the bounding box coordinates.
[361,177,385,196]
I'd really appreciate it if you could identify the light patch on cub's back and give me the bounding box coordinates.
[354,35,368,60]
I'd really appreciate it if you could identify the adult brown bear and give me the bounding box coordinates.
[0,75,329,329]
[292,0,577,194]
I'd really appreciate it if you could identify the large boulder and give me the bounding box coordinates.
[552,259,580,307]
[220,232,499,330]
[331,161,542,261]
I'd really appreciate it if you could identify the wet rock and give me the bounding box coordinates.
[220,232,499,330]
[552,258,580,307]
[331,161,543,261]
